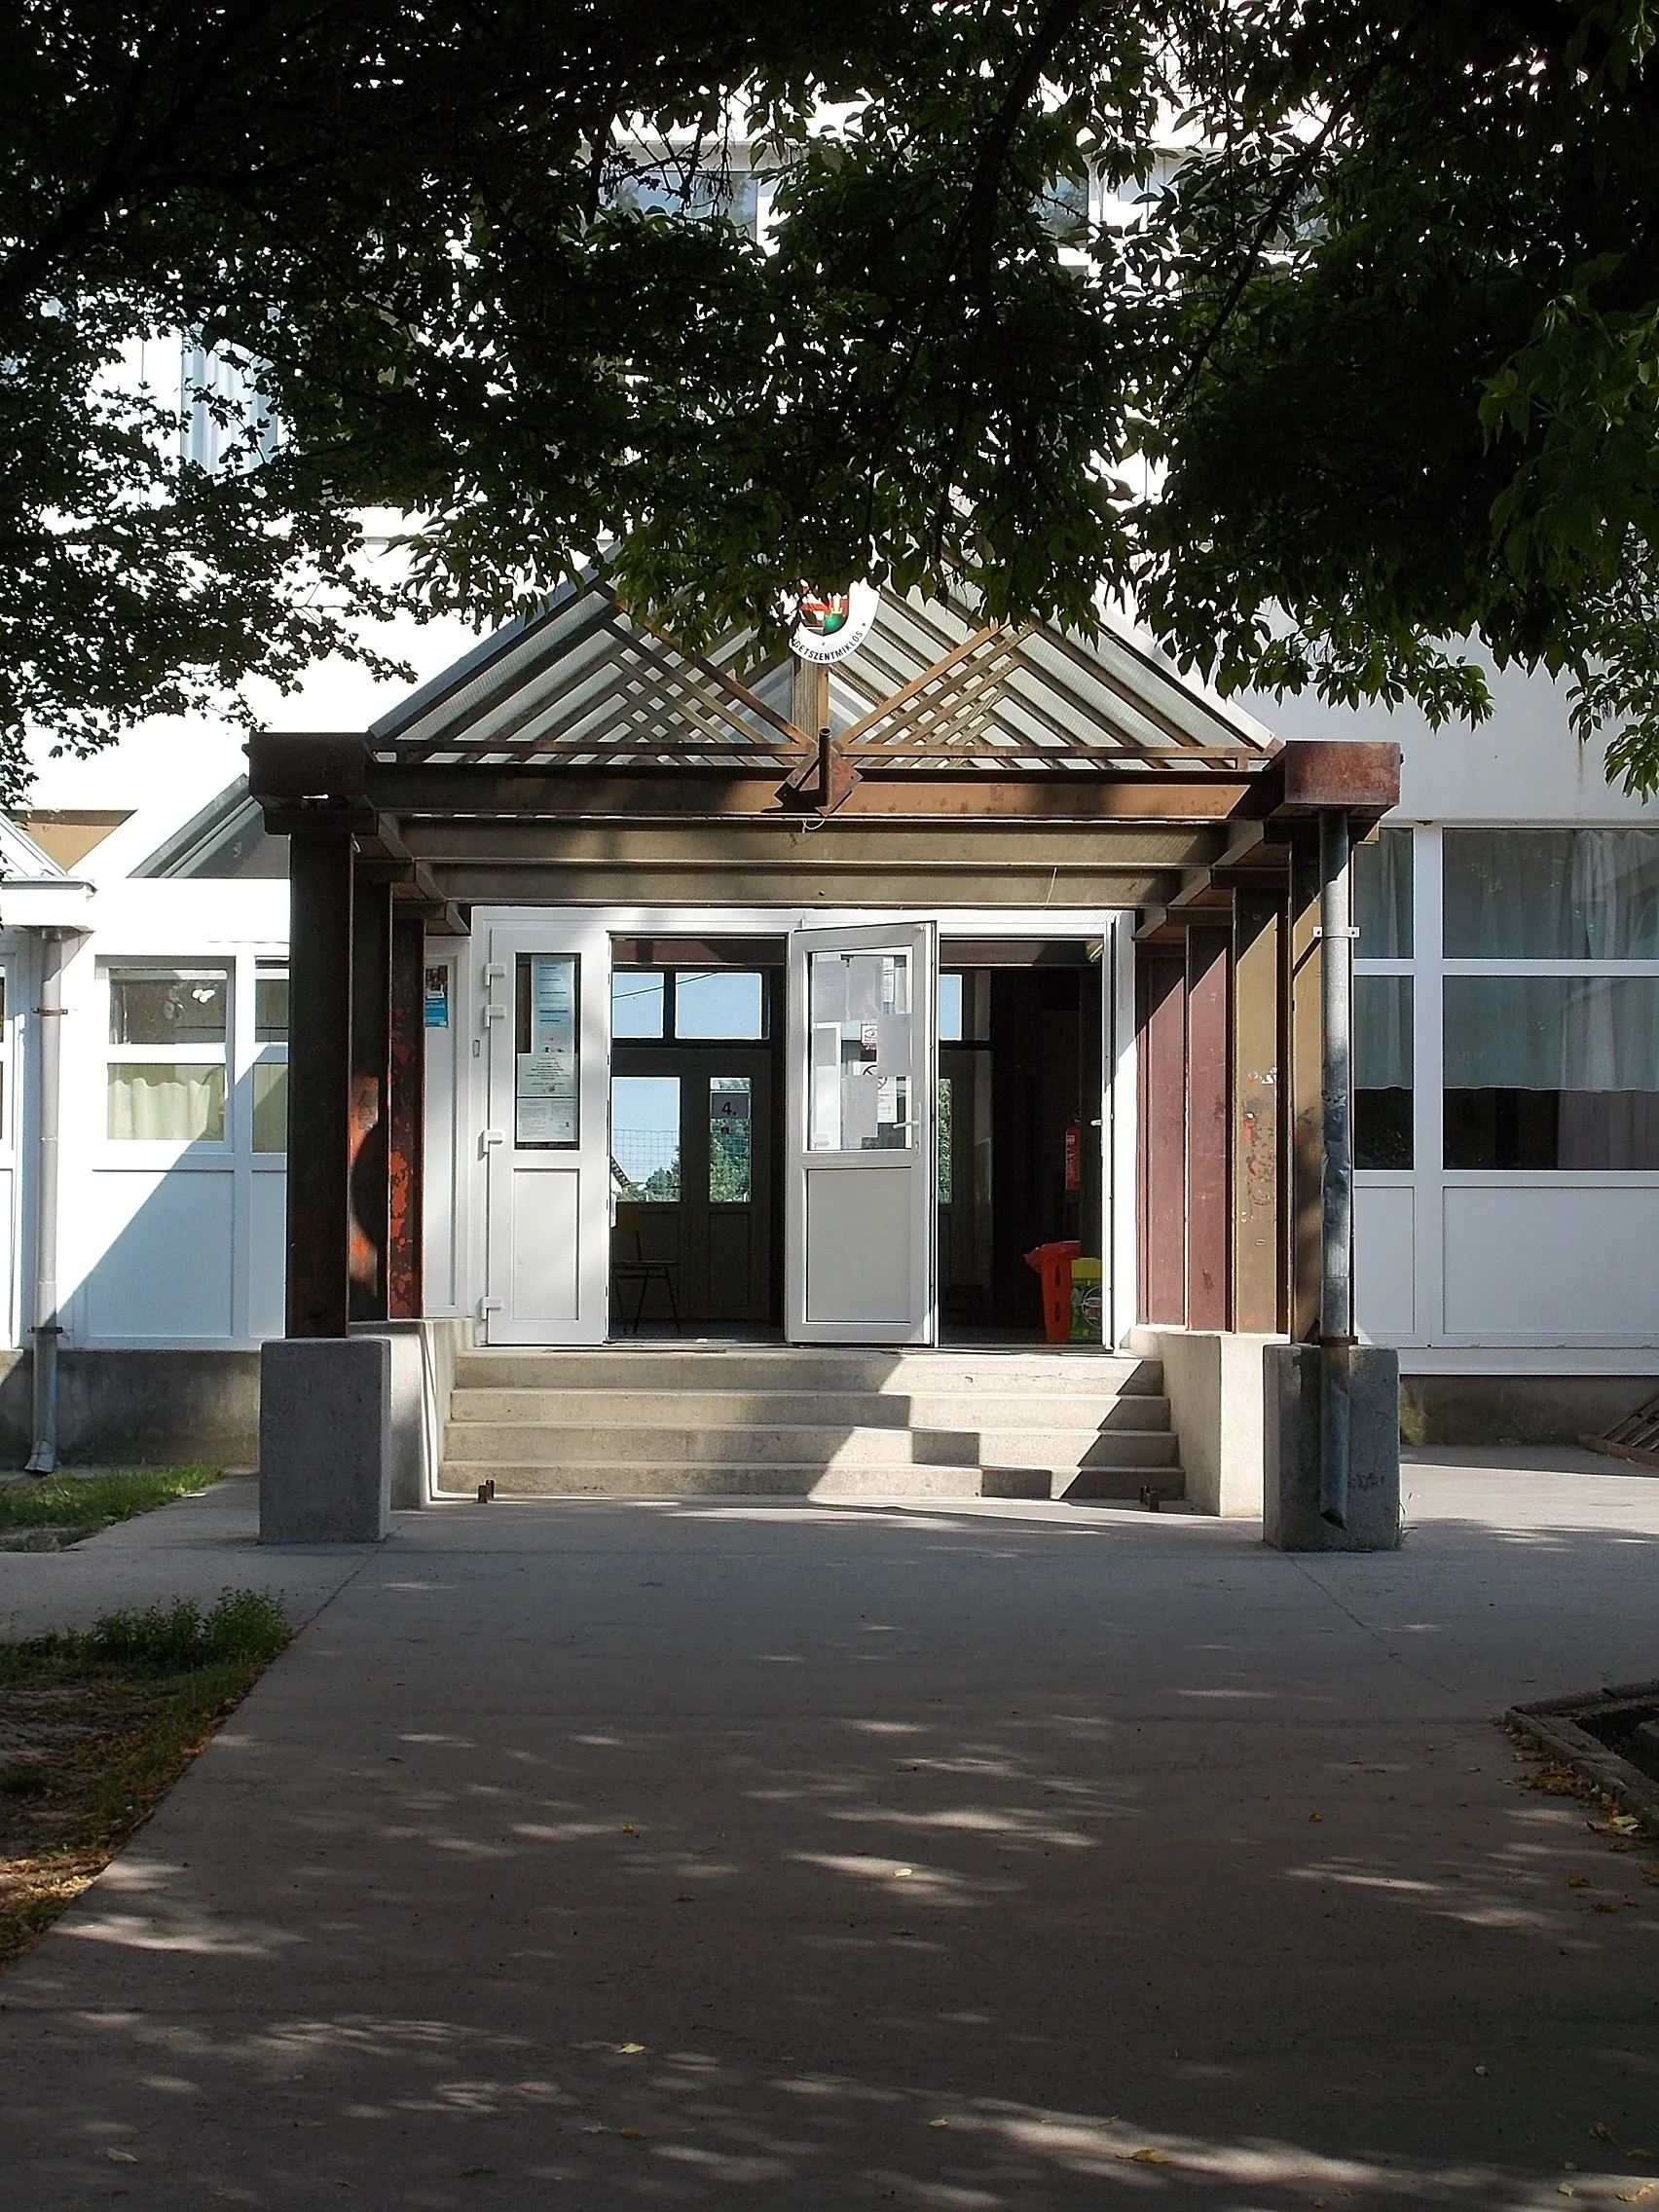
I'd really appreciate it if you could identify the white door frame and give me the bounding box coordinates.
[786,917,938,1346]
[481,918,611,1344]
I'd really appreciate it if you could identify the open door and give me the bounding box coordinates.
[787,920,937,1344]
[482,920,611,1343]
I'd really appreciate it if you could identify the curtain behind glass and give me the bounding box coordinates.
[1354,828,1413,957]
[1444,830,1659,957]
[107,1064,225,1141]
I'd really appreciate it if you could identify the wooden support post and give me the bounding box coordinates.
[1232,890,1285,1333]
[1288,827,1324,1343]
[387,916,426,1320]
[349,874,391,1322]
[1185,926,1232,1331]
[1136,950,1188,1324]
[285,821,354,1338]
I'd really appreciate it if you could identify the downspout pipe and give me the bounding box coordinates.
[1317,810,1356,1528]
[24,930,68,1474]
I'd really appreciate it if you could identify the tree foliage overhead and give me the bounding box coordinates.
[7,2,1659,797]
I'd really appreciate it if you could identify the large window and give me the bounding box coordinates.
[106,965,229,1142]
[251,961,289,1152]
[1353,829,1415,1168]
[1442,830,1659,1170]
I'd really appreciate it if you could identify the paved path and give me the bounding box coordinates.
[1,1453,1657,2209]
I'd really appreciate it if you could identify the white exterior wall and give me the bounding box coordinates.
[1248,657,1659,1375]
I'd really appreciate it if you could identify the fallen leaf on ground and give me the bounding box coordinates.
[1309,1812,1323,1823]
[1616,2188,1655,2204]
[1567,1875,1593,1890]
[928,2119,950,2129]
[1122,2148,1173,2164]
[106,2149,137,2163]
[1594,2125,1618,2143]
[618,2043,645,2054]
[893,1865,914,1877]
[617,2126,645,2140]
[461,2164,496,2178]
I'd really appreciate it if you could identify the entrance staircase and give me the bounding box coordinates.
[440,1346,1184,1503]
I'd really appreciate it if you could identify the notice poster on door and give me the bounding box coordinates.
[516,953,579,1145]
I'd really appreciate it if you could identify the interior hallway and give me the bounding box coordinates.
[2,1459,1657,2208]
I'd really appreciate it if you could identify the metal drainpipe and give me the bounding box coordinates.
[24,930,67,1474]
[1317,810,1356,1527]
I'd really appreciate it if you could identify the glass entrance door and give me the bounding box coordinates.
[787,920,939,1345]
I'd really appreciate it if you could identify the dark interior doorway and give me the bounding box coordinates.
[608,940,785,1333]
[937,940,1103,1342]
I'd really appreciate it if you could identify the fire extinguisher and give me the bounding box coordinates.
[1063,1120,1082,1194]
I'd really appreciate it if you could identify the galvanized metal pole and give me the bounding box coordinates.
[24,931,68,1473]
[1318,809,1355,1527]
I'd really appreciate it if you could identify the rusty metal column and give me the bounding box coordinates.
[285,818,354,1337]
[349,875,392,1322]
[387,917,426,1319]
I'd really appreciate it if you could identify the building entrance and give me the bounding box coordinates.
[937,943,1105,1343]
[608,944,784,1332]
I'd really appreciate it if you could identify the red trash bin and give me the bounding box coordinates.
[1023,1239,1082,1345]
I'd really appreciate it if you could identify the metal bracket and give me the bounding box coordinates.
[1314,926,1360,940]
[477,1295,502,1318]
[482,962,507,984]
[481,1129,505,1152]
[481,1002,508,1023]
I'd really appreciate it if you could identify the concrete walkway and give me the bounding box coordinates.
[1,1452,1657,2209]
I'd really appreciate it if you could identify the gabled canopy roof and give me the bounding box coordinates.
[369,579,1276,780]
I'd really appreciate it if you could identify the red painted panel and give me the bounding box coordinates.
[1137,953,1187,1324]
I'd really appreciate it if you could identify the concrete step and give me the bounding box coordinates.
[445,1387,1173,1433]
[440,1460,1188,1502]
[443,1419,1181,1471]
[453,1348,1164,1396]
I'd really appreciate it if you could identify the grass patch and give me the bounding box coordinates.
[0,1589,289,1968]
[0,1466,221,1544]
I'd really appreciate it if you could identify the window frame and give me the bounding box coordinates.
[101,959,235,1155]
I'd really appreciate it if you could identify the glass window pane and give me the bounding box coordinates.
[255,968,288,1043]
[1444,976,1659,1168]
[1444,829,1659,958]
[1354,977,1413,1168]
[709,1077,752,1203]
[611,970,665,1040]
[939,974,964,1043]
[611,1075,681,1200]
[108,966,228,1045]
[808,948,912,1151]
[1353,828,1413,958]
[514,954,579,1146]
[107,1063,225,1141]
[251,1061,287,1151]
[675,970,764,1040]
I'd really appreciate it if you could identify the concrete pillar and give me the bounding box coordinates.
[1264,1343,1402,1551]
[259,1335,389,1542]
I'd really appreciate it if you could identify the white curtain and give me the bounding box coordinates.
[1354,976,1412,1088]
[1444,830,1659,958]
[1444,977,1659,1091]
[1354,829,1413,958]
[107,1064,225,1142]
